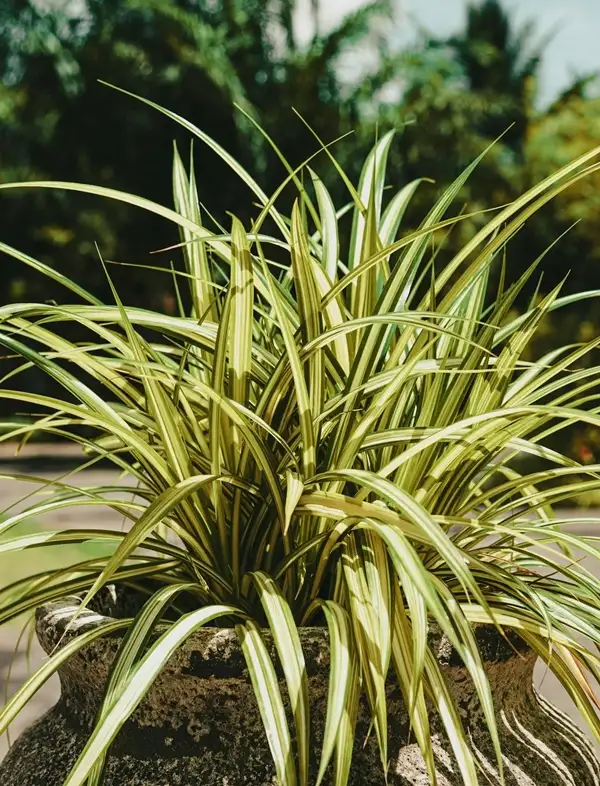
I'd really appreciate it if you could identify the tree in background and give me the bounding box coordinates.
[442,0,600,301]
[0,0,391,309]
[366,0,543,265]
[375,0,599,298]
[445,0,546,157]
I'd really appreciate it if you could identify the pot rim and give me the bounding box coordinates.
[35,586,531,670]
[34,591,332,674]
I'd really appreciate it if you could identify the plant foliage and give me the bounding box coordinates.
[2,92,600,784]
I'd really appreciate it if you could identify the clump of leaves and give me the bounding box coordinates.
[2,89,600,785]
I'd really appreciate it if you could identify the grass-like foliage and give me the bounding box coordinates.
[2,89,600,785]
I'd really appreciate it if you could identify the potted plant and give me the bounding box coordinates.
[1,91,600,786]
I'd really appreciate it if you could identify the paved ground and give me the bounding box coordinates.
[1,444,599,763]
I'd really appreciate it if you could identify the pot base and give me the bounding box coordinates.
[1,593,599,785]
[3,688,599,785]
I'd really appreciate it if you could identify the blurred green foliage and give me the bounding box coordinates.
[1,0,600,456]
[0,0,391,305]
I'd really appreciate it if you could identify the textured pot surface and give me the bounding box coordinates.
[1,587,599,785]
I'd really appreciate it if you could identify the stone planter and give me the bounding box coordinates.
[1,588,599,785]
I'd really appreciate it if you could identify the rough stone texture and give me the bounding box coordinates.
[1,588,599,785]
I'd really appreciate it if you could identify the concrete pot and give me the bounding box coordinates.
[1,588,599,785]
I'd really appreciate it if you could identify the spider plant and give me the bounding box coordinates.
[2,89,600,786]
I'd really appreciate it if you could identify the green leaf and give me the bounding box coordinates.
[87,582,200,786]
[309,169,340,282]
[310,600,354,786]
[341,533,388,771]
[250,572,310,786]
[63,605,239,786]
[237,619,298,786]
